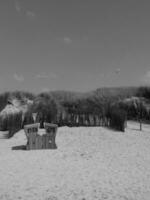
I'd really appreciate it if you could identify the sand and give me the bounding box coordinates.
[0,121,150,200]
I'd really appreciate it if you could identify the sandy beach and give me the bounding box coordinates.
[0,121,150,200]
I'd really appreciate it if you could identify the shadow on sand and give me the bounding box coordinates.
[12,145,27,150]
[130,128,141,131]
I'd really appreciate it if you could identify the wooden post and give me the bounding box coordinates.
[139,119,142,131]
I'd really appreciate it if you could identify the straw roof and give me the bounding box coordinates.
[0,98,33,118]
[0,105,21,118]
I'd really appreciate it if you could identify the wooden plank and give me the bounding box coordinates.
[24,123,39,150]
[37,135,40,149]
[42,135,46,149]
[28,134,32,150]
[45,135,48,149]
[35,135,39,149]
[37,135,41,149]
[47,135,52,149]
[44,122,58,129]
[39,135,43,149]
[32,132,36,150]
[44,123,58,149]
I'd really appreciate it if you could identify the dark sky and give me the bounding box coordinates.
[0,0,150,93]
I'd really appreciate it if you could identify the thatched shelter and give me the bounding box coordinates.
[0,98,31,138]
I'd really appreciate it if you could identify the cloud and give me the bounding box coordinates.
[26,10,36,19]
[83,36,89,41]
[14,0,36,19]
[35,72,58,79]
[14,0,21,13]
[49,72,58,79]
[115,68,121,74]
[99,73,105,78]
[13,73,24,82]
[63,37,72,44]
[141,71,150,84]
[36,73,49,79]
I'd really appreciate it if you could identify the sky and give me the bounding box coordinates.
[0,0,150,93]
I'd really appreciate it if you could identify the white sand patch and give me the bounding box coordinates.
[0,121,150,199]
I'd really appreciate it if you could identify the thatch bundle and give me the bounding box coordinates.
[0,96,34,138]
[0,102,23,138]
